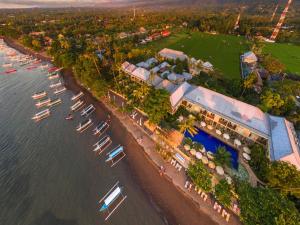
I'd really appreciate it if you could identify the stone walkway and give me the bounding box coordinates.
[102,95,242,225]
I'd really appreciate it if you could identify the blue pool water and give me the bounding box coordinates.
[185,128,239,169]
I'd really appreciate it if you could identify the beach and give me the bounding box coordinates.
[3,38,219,225]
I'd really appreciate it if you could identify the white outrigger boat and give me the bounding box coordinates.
[93,135,112,154]
[105,145,126,167]
[32,109,50,122]
[76,118,93,133]
[2,63,12,68]
[47,98,62,107]
[49,80,62,88]
[71,91,84,101]
[80,104,95,117]
[48,73,60,80]
[70,100,85,111]
[35,98,51,108]
[32,91,47,100]
[98,181,127,221]
[93,121,109,135]
[54,86,66,95]
[40,64,49,69]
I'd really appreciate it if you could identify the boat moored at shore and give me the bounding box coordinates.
[2,63,13,68]
[93,121,109,135]
[80,104,95,117]
[47,98,62,107]
[54,86,66,95]
[70,100,85,111]
[32,109,50,122]
[76,118,93,133]
[98,181,127,221]
[49,80,62,88]
[105,145,126,167]
[48,73,60,80]
[93,135,112,153]
[32,91,47,99]
[35,98,51,108]
[71,91,84,101]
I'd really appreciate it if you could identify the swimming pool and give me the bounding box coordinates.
[185,128,239,169]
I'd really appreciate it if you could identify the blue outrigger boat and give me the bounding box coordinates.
[105,145,126,167]
[98,181,127,221]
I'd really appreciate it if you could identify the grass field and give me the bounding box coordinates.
[263,43,300,75]
[145,32,250,80]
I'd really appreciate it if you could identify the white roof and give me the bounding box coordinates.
[151,66,160,73]
[132,67,150,81]
[242,51,257,63]
[155,80,177,93]
[158,48,187,61]
[136,61,149,69]
[170,82,192,108]
[184,85,270,135]
[183,72,193,80]
[203,61,213,68]
[124,63,137,74]
[121,61,130,70]
[158,62,170,69]
[145,57,158,65]
[148,75,163,86]
[168,73,177,81]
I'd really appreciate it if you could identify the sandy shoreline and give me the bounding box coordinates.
[4,38,219,225]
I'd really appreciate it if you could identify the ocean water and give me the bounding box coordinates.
[0,45,166,225]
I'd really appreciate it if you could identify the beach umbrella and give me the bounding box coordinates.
[190,149,196,156]
[207,125,213,130]
[200,147,206,153]
[243,146,251,154]
[223,133,230,140]
[201,156,209,164]
[196,152,203,160]
[178,116,184,122]
[184,144,191,151]
[208,161,216,169]
[207,151,214,160]
[234,139,241,146]
[216,166,224,175]
[243,153,251,161]
[225,175,232,184]
[200,121,206,127]
[216,129,222,135]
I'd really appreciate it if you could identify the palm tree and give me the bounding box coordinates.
[132,84,150,103]
[179,115,198,136]
[241,72,257,97]
[214,146,232,168]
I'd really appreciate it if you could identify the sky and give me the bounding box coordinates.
[0,0,126,8]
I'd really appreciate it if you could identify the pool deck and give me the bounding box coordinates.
[106,90,242,225]
[193,124,261,187]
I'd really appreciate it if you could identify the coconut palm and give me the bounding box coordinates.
[132,84,150,103]
[214,146,232,168]
[179,115,198,136]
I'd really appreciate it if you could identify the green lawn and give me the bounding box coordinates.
[145,32,250,80]
[263,43,300,75]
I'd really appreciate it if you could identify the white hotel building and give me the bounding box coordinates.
[121,51,300,170]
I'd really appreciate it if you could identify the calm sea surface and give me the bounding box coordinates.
[0,45,166,225]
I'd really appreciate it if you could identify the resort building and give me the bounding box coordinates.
[158,48,188,61]
[121,52,300,170]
